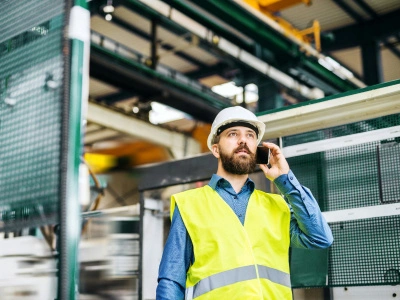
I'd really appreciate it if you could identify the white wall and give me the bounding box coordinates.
[142,198,164,300]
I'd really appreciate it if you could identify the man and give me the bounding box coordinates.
[156,106,333,300]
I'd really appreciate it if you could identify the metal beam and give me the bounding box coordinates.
[138,0,336,99]
[161,0,358,92]
[185,62,239,80]
[352,0,400,60]
[87,102,201,157]
[134,153,216,191]
[353,0,377,18]
[361,40,383,85]
[111,13,264,83]
[322,8,400,51]
[257,81,400,139]
[119,0,269,83]
[150,19,158,69]
[332,0,364,23]
[111,16,208,68]
[384,39,400,60]
[96,91,137,104]
[121,0,229,61]
[90,43,231,122]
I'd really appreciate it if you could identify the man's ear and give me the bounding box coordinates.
[211,144,220,158]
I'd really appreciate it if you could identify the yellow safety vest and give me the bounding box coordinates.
[171,185,292,300]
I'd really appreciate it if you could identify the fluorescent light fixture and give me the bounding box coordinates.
[212,82,258,104]
[212,81,242,97]
[318,56,355,80]
[318,58,333,71]
[149,102,189,124]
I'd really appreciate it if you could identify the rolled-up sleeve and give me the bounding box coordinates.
[274,170,333,249]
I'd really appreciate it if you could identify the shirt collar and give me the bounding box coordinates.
[208,174,255,193]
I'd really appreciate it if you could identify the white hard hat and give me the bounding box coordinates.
[207,106,266,151]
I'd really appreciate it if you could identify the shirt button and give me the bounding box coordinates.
[234,196,237,199]
[238,214,242,217]
[283,181,286,184]
[290,177,293,180]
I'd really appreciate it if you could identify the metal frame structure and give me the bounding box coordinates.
[0,0,88,299]
[258,79,400,139]
[59,0,90,299]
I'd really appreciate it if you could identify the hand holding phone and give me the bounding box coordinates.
[256,146,270,165]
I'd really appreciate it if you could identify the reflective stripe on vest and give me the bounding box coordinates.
[186,264,291,299]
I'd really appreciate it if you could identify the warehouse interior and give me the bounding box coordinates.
[1,0,400,299]
[86,0,400,165]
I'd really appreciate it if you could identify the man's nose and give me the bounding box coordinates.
[238,134,248,144]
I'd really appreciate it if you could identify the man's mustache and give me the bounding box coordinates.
[234,144,253,154]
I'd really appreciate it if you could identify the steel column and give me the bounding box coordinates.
[361,40,383,85]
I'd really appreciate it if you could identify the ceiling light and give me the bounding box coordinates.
[103,0,114,13]
[149,102,187,124]
[105,14,112,21]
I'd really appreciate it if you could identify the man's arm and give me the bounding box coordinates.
[156,206,193,300]
[274,170,333,248]
[259,142,333,249]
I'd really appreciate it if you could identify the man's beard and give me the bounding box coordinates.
[219,144,256,175]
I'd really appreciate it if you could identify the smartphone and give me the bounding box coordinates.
[256,146,270,165]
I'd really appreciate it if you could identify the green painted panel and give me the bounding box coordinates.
[291,248,329,288]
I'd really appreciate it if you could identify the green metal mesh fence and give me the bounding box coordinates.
[329,216,400,286]
[378,141,400,204]
[287,114,400,211]
[0,0,65,231]
[287,113,400,287]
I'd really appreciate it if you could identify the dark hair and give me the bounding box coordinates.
[212,134,221,146]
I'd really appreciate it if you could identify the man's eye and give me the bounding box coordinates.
[247,133,255,138]
[228,132,237,137]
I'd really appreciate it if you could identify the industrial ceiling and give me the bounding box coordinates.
[85,0,400,168]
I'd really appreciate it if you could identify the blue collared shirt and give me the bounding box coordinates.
[156,170,333,300]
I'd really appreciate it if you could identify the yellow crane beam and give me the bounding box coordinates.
[243,0,321,51]
[254,0,311,12]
